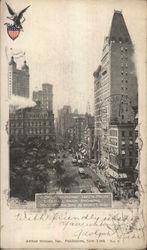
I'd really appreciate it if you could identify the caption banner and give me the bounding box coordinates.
[35,193,112,208]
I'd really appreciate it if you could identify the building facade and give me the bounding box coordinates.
[8,57,30,99]
[56,105,74,137]
[9,103,55,142]
[73,113,94,150]
[94,11,138,181]
[32,83,53,111]
[83,115,95,159]
[73,115,86,144]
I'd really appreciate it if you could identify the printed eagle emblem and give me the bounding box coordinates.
[5,2,31,40]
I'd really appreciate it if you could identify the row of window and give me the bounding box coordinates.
[109,138,133,146]
[95,81,102,89]
[109,146,117,155]
[122,158,133,167]
[95,84,109,97]
[110,138,117,146]
[109,158,134,169]
[121,78,128,83]
[110,130,117,137]
[27,129,50,135]
[121,47,128,52]
[122,131,133,137]
[95,121,101,127]
[109,148,134,157]
[10,122,23,127]
[121,86,128,91]
[121,55,128,59]
[121,63,128,68]
[26,113,48,118]
[11,128,50,135]
[95,97,102,104]
[121,150,133,156]
[25,121,51,127]
[10,112,23,118]
[95,103,102,110]
[121,71,128,76]
[11,129,23,135]
[111,38,129,43]
[10,121,51,126]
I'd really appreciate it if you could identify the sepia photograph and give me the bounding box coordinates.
[7,1,140,209]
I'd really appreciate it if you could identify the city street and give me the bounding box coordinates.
[9,146,139,208]
[62,153,99,193]
[47,151,111,194]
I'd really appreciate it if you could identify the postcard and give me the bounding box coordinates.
[0,0,147,249]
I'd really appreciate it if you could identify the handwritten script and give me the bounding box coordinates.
[15,209,145,242]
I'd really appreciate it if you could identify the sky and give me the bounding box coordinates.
[1,0,146,117]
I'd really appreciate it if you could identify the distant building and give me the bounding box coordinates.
[56,105,94,154]
[73,113,94,147]
[73,109,78,114]
[56,105,73,138]
[73,115,86,144]
[84,115,95,159]
[32,83,53,111]
[94,11,138,181]
[8,56,30,99]
[9,103,55,142]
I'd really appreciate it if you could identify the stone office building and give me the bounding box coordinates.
[94,11,138,181]
[9,103,55,142]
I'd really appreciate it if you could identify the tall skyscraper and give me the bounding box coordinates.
[32,83,53,111]
[94,11,138,182]
[8,57,30,99]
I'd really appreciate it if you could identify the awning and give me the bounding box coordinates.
[135,163,139,170]
[106,168,118,178]
[135,177,139,185]
[135,124,139,131]
[118,173,127,178]
[106,168,127,179]
[97,161,101,166]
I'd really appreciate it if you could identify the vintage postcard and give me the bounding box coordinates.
[0,0,147,249]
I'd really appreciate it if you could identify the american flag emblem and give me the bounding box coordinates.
[7,25,20,40]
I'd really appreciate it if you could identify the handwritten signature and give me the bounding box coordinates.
[15,210,145,241]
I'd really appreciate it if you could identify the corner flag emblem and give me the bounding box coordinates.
[7,25,20,40]
[5,2,31,41]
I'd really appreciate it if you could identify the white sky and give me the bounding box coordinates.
[1,0,146,116]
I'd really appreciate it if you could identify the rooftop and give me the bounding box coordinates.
[108,10,132,44]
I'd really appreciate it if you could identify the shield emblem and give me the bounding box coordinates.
[7,25,20,40]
